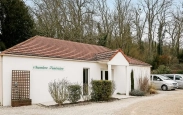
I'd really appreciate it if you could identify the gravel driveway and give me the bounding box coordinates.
[116,89,183,115]
[1,89,183,115]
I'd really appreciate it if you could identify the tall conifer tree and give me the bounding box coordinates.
[0,0,35,50]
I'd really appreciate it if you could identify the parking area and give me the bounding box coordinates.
[116,89,183,115]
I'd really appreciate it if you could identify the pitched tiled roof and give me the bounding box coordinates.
[95,50,118,61]
[2,36,110,60]
[2,36,150,66]
[95,49,150,66]
[126,56,150,66]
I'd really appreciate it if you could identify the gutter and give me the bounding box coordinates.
[129,64,152,67]
[1,54,98,63]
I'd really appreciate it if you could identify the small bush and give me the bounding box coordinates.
[91,80,112,101]
[152,65,171,74]
[117,92,122,95]
[147,84,157,94]
[68,84,82,103]
[138,77,149,93]
[129,90,145,96]
[82,84,91,101]
[149,89,157,94]
[83,83,89,95]
[82,95,91,101]
[48,79,69,105]
[111,81,116,95]
[158,55,170,65]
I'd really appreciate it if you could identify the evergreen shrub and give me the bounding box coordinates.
[68,84,82,103]
[129,90,145,96]
[91,80,112,101]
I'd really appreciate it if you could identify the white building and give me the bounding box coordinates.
[0,36,151,106]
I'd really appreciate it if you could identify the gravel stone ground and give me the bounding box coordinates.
[0,89,183,115]
[116,89,183,115]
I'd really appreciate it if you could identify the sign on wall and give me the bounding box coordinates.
[33,66,64,71]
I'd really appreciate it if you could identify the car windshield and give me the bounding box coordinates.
[177,75,183,79]
[159,75,171,80]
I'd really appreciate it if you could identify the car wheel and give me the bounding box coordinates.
[161,85,168,91]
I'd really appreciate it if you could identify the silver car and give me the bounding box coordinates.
[150,74,178,91]
[163,74,183,89]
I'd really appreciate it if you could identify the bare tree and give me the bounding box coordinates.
[167,4,183,57]
[30,0,95,43]
[132,6,147,53]
[140,0,170,60]
[112,0,133,53]
[26,0,183,66]
[156,0,172,55]
[96,0,114,47]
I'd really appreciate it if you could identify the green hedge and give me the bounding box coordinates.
[129,89,145,96]
[68,84,82,103]
[91,80,112,101]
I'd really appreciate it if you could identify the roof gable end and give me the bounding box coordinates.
[108,51,129,66]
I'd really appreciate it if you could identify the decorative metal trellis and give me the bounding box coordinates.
[11,70,31,107]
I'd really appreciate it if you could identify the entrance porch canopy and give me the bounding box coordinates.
[95,49,150,95]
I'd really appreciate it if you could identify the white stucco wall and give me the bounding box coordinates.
[110,64,151,95]
[128,65,151,91]
[1,54,151,106]
[108,52,130,95]
[108,52,129,66]
[2,55,106,106]
[112,65,127,94]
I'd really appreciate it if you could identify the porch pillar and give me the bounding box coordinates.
[102,71,105,80]
[108,64,112,80]
[126,66,129,96]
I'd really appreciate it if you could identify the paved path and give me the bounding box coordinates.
[0,90,183,115]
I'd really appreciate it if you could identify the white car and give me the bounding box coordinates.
[150,74,178,91]
[163,74,183,89]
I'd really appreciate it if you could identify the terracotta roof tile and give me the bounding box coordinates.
[2,36,150,66]
[2,36,110,61]
[95,50,117,61]
[95,49,150,66]
[126,56,151,66]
